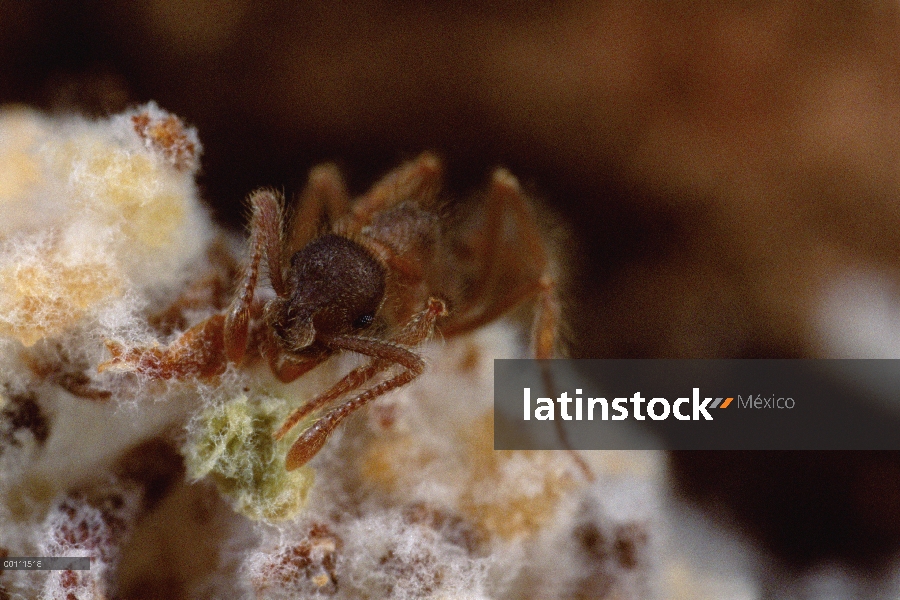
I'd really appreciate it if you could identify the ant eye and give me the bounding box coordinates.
[353,313,375,329]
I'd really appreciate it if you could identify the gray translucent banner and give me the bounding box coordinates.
[494,359,900,450]
[2,557,90,570]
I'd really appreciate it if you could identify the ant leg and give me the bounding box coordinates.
[501,204,594,478]
[445,171,593,479]
[280,299,446,470]
[285,336,424,471]
[285,362,420,470]
[287,164,350,255]
[253,189,288,296]
[274,298,446,441]
[441,169,554,340]
[441,280,546,338]
[394,297,450,345]
[530,279,596,480]
[533,276,559,360]
[273,360,382,441]
[224,190,285,364]
[100,314,228,379]
[530,278,594,479]
[472,169,538,301]
[342,152,442,234]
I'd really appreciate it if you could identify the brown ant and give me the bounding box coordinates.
[100,153,560,471]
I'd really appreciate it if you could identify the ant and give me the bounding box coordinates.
[100,153,560,471]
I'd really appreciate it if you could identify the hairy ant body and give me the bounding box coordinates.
[101,153,560,470]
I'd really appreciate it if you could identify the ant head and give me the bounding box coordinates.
[274,234,385,351]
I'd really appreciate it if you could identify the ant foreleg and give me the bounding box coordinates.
[273,360,383,441]
[284,337,423,471]
[274,298,446,441]
[280,298,446,470]
[284,364,421,470]
[224,189,285,364]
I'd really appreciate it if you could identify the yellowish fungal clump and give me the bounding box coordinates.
[184,393,316,522]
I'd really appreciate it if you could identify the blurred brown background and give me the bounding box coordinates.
[4,0,900,581]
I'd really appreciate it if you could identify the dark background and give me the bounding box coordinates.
[4,0,900,581]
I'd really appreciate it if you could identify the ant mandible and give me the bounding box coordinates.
[101,153,560,471]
